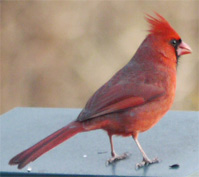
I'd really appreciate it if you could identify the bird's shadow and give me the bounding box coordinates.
[108,160,158,176]
[108,161,119,176]
[136,165,151,176]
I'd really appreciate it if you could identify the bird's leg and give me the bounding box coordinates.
[133,137,159,169]
[106,134,129,165]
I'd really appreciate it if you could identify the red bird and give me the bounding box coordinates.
[9,13,191,169]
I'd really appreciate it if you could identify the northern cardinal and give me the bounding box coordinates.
[9,13,191,169]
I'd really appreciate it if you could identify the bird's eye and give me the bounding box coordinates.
[171,39,177,47]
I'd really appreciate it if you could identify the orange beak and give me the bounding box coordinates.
[177,41,192,56]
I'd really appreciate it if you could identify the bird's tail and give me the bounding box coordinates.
[9,121,84,169]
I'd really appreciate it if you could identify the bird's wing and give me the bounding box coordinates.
[77,68,165,121]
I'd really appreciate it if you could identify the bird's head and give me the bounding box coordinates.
[146,13,192,65]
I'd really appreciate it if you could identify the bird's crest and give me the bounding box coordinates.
[146,12,180,38]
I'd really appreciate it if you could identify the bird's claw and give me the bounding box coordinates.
[135,157,159,169]
[106,152,131,166]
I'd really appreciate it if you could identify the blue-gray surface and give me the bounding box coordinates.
[0,107,199,177]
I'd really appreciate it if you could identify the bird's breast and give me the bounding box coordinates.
[127,70,177,133]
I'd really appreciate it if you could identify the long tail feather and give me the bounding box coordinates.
[9,121,84,169]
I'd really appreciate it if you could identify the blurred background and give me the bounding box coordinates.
[1,1,198,114]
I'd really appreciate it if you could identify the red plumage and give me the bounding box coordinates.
[146,12,180,37]
[9,13,191,169]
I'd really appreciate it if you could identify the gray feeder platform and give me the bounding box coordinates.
[0,107,199,177]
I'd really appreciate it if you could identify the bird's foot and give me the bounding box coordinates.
[135,157,159,169]
[106,152,130,165]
